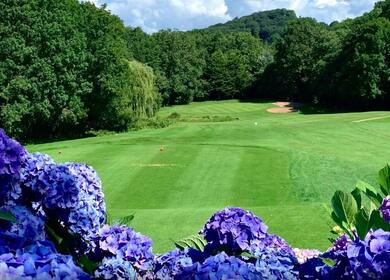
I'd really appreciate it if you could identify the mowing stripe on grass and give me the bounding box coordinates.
[352,115,390,123]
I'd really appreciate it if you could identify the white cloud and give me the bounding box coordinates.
[86,0,230,33]
[225,0,378,23]
[83,0,381,33]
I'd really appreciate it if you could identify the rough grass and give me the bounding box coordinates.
[27,100,390,253]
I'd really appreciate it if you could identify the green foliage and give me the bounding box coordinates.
[0,0,91,140]
[208,9,297,42]
[174,234,207,252]
[331,191,358,228]
[128,28,271,105]
[330,164,390,240]
[0,0,160,140]
[0,210,16,223]
[379,165,390,195]
[261,18,342,102]
[260,1,390,110]
[116,214,135,227]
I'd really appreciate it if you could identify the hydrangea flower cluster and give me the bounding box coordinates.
[0,129,27,205]
[201,207,268,252]
[95,256,136,280]
[0,205,46,251]
[152,249,196,279]
[253,247,298,279]
[251,234,295,256]
[18,153,106,242]
[94,225,153,274]
[380,196,390,223]
[151,208,298,279]
[0,241,90,280]
[299,229,390,279]
[193,252,261,280]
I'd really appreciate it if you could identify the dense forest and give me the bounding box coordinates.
[1,0,390,140]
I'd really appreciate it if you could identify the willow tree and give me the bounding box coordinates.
[111,60,161,129]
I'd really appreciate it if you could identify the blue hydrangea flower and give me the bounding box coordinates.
[0,241,90,279]
[20,156,106,242]
[95,225,153,274]
[380,196,390,223]
[66,163,106,225]
[193,252,261,280]
[95,256,137,280]
[201,207,268,253]
[253,247,298,279]
[0,205,46,250]
[20,153,54,195]
[250,234,295,257]
[153,249,196,280]
[0,129,27,206]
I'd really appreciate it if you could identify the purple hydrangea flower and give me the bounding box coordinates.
[299,229,390,279]
[153,249,195,279]
[95,225,153,274]
[0,129,27,206]
[250,234,295,257]
[332,234,350,251]
[95,256,137,280]
[201,207,268,253]
[380,196,390,223]
[0,205,46,250]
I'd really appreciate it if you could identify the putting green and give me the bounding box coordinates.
[27,100,390,253]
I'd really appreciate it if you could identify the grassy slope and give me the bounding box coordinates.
[27,100,390,253]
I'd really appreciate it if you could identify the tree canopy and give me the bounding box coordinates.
[1,1,390,140]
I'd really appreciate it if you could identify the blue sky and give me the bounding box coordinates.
[85,0,380,33]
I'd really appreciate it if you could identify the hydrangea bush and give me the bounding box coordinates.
[1,128,390,279]
[201,207,268,253]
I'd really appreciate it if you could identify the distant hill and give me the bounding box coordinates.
[206,9,297,41]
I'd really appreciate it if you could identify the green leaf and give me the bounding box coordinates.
[321,257,336,267]
[0,210,16,223]
[351,188,362,209]
[369,210,390,231]
[378,165,390,196]
[356,180,383,207]
[240,251,256,259]
[174,234,207,252]
[331,211,354,240]
[78,255,98,275]
[331,191,358,226]
[355,208,370,240]
[45,224,64,245]
[117,213,135,226]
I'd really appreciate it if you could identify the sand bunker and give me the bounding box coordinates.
[267,102,301,113]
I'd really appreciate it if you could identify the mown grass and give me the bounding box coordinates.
[27,100,390,253]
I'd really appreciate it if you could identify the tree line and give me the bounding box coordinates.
[0,0,160,140]
[1,0,390,140]
[260,1,390,110]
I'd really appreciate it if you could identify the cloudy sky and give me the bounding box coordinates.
[85,0,380,33]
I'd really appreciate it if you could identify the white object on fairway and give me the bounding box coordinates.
[254,122,258,126]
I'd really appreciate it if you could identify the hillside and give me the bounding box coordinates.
[206,9,297,41]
